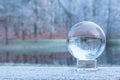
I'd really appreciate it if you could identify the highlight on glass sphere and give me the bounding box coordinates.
[67,21,106,60]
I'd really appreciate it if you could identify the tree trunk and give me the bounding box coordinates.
[22,29,25,40]
[5,25,8,45]
[14,24,19,39]
[34,23,38,42]
[106,0,113,64]
[49,31,53,39]
[6,51,9,62]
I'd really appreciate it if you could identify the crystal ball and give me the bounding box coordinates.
[67,21,106,60]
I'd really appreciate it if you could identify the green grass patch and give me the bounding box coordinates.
[108,39,120,47]
[1,39,120,54]
[0,39,68,54]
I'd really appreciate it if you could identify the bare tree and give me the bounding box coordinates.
[58,0,74,34]
[0,1,10,45]
[106,0,113,64]
[0,0,23,43]
[24,0,55,40]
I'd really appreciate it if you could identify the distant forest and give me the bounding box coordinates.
[0,0,120,43]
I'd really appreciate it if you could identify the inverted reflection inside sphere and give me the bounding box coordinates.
[68,21,106,60]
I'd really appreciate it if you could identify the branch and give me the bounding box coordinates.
[58,0,74,16]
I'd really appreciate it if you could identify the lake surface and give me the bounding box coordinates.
[0,46,120,66]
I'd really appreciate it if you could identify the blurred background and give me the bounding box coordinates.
[0,0,119,66]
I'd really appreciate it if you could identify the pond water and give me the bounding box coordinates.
[0,46,120,66]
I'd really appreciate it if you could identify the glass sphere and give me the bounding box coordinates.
[68,21,106,60]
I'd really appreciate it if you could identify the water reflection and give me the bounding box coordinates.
[106,46,120,65]
[0,52,75,65]
[0,46,120,65]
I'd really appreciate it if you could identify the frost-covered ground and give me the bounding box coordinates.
[0,66,120,80]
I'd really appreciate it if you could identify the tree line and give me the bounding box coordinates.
[0,0,120,44]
